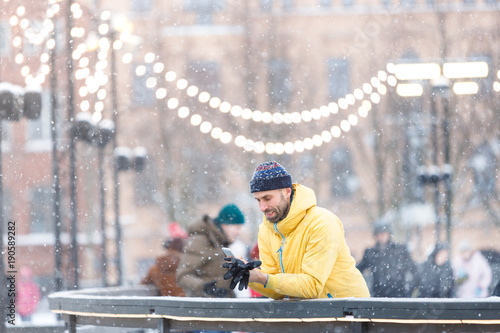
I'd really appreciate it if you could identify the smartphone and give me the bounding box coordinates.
[222,247,234,257]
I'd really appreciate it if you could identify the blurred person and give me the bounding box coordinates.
[141,237,186,297]
[241,161,369,299]
[177,204,245,299]
[357,220,421,297]
[418,243,454,298]
[453,240,492,298]
[16,266,41,322]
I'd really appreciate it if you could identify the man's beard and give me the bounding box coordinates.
[265,195,290,224]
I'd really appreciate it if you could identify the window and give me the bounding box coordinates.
[1,121,11,150]
[26,91,51,147]
[30,185,54,233]
[330,146,358,198]
[191,151,224,202]
[401,0,416,6]
[135,159,157,206]
[131,0,152,12]
[469,54,493,97]
[327,58,350,101]
[184,0,225,24]
[22,20,43,56]
[132,63,155,107]
[268,58,292,109]
[186,61,220,96]
[0,22,10,56]
[260,0,273,11]
[342,0,354,6]
[1,188,12,234]
[319,0,332,7]
[283,0,294,10]
[469,142,497,200]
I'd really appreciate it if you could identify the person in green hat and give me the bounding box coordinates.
[176,204,245,298]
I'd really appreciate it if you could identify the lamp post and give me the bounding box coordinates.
[94,119,115,287]
[430,76,450,242]
[49,31,63,292]
[101,12,136,286]
[113,145,147,285]
[66,0,79,290]
[0,83,42,333]
[109,26,123,286]
[395,61,487,246]
[431,76,450,243]
[71,114,116,286]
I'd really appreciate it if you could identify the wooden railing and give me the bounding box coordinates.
[48,285,500,332]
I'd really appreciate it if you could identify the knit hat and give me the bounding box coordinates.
[215,204,245,225]
[373,219,392,235]
[249,161,292,193]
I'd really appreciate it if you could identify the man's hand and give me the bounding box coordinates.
[222,257,261,290]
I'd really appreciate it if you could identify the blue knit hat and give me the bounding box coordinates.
[215,204,245,225]
[249,161,292,193]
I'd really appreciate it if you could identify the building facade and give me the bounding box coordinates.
[1,0,499,291]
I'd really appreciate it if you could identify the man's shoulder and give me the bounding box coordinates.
[307,206,339,222]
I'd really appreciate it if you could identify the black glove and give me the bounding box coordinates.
[203,280,228,298]
[222,258,261,290]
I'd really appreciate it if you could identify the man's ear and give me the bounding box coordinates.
[285,187,292,199]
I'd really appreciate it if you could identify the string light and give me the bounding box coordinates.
[158,69,392,128]
[8,0,397,154]
[10,1,63,85]
[161,70,392,155]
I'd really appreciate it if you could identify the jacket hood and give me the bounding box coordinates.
[262,183,316,236]
[188,215,230,247]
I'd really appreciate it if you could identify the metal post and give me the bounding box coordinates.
[50,30,63,292]
[372,101,385,216]
[66,315,77,333]
[0,122,6,333]
[98,146,108,286]
[430,92,441,243]
[66,0,79,289]
[442,97,452,245]
[158,318,172,333]
[110,28,123,286]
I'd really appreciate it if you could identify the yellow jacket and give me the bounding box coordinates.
[249,184,370,299]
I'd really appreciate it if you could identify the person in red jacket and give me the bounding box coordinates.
[16,266,41,322]
[141,238,186,297]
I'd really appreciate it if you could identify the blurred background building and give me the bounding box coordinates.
[0,0,499,298]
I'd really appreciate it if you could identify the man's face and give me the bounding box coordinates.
[253,188,292,223]
[435,249,449,266]
[220,224,242,243]
[375,231,390,246]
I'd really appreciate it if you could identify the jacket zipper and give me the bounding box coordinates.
[274,223,285,273]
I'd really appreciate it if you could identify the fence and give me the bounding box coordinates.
[48,285,500,333]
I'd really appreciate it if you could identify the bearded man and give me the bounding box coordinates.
[246,161,370,299]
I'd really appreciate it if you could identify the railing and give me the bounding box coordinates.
[48,285,500,333]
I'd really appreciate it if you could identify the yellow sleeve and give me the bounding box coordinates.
[248,226,285,299]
